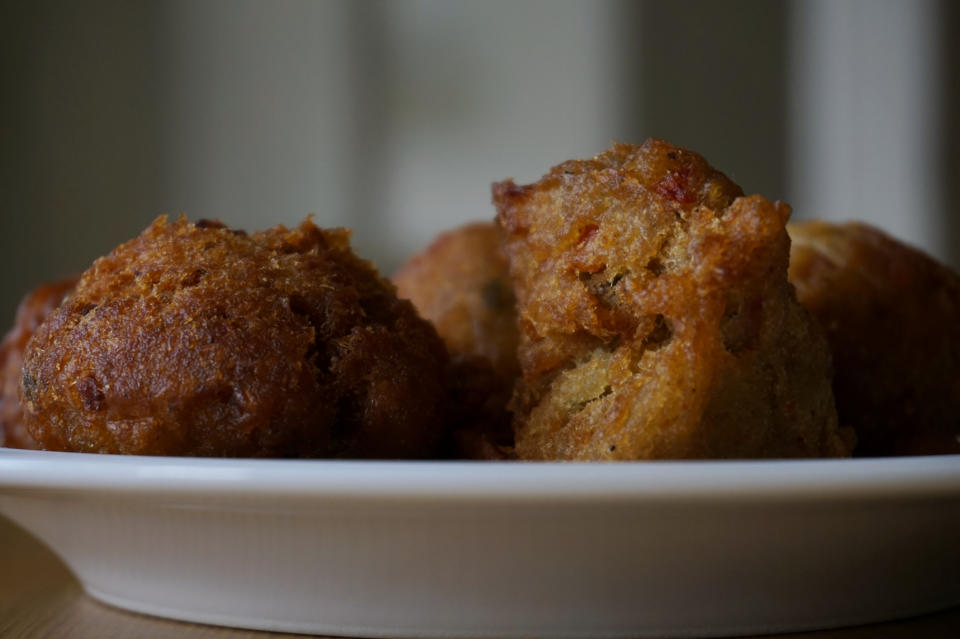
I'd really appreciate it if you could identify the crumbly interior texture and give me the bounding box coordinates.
[21,217,450,458]
[394,223,518,459]
[0,275,77,449]
[788,221,960,456]
[494,139,852,460]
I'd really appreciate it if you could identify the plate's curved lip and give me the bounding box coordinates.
[1,449,958,502]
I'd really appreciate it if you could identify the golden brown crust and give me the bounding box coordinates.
[394,222,520,382]
[21,216,450,458]
[494,139,850,460]
[788,221,960,456]
[393,222,519,459]
[0,275,78,449]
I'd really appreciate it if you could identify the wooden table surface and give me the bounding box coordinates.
[2,514,959,639]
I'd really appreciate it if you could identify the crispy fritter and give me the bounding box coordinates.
[0,276,78,449]
[21,217,450,458]
[494,139,851,460]
[394,222,519,459]
[788,221,960,456]
[394,222,519,382]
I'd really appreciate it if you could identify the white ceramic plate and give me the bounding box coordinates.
[0,448,958,638]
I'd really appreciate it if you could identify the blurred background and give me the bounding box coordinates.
[1,0,957,320]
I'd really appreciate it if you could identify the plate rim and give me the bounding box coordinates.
[1,448,958,502]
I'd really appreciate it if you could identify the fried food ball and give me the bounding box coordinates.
[21,217,450,458]
[394,222,520,382]
[494,139,851,460]
[788,221,960,456]
[394,222,519,459]
[0,276,78,449]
